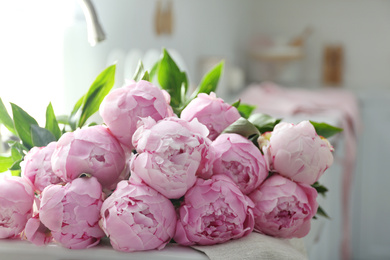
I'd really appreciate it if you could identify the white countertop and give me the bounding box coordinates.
[0,238,209,260]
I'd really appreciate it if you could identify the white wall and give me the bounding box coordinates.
[63,0,253,113]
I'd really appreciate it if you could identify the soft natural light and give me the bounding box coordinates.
[0,1,75,125]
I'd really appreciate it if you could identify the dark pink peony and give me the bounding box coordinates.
[248,174,318,238]
[207,133,268,194]
[174,175,254,246]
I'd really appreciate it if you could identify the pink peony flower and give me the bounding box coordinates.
[174,175,254,246]
[0,177,34,238]
[39,177,105,249]
[180,92,240,140]
[99,181,177,252]
[130,117,210,199]
[207,133,268,194]
[24,215,52,246]
[248,174,318,238]
[99,80,174,150]
[51,125,127,190]
[21,142,62,193]
[262,121,334,185]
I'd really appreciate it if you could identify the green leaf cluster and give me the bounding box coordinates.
[137,48,224,116]
[312,182,330,219]
[0,64,117,175]
[0,101,60,175]
[69,64,116,130]
[222,112,282,147]
[310,121,343,138]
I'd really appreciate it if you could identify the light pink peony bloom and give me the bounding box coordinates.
[99,80,174,150]
[99,181,177,252]
[262,121,334,185]
[21,142,62,193]
[207,133,268,194]
[51,125,127,190]
[174,175,254,246]
[24,215,52,246]
[39,177,105,249]
[180,92,241,140]
[0,177,34,238]
[248,174,318,238]
[130,117,210,199]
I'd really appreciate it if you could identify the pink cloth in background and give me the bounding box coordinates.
[239,82,361,260]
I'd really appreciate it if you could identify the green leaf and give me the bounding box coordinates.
[190,61,224,100]
[231,99,241,108]
[316,205,330,219]
[0,156,14,173]
[45,103,61,140]
[310,121,343,138]
[69,95,84,131]
[237,103,256,119]
[222,117,260,138]
[0,98,16,135]
[149,61,159,80]
[11,103,39,150]
[312,182,329,197]
[141,71,150,81]
[78,64,116,128]
[157,49,186,108]
[181,72,189,99]
[9,159,22,171]
[8,140,27,158]
[132,60,145,82]
[87,122,98,127]
[248,113,282,134]
[56,115,70,125]
[31,125,56,147]
[11,169,21,177]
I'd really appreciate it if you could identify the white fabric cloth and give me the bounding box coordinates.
[192,232,307,260]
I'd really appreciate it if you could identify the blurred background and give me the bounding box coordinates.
[0,1,389,260]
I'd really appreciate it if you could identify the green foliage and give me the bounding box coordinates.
[45,103,61,140]
[222,117,260,138]
[312,182,329,197]
[310,121,343,138]
[0,98,16,135]
[156,49,188,110]
[11,103,39,150]
[149,49,224,115]
[0,156,14,173]
[0,64,117,175]
[132,61,145,82]
[189,61,224,101]
[312,182,330,219]
[316,205,330,219]
[248,113,282,134]
[31,125,56,147]
[77,64,116,128]
[237,103,256,119]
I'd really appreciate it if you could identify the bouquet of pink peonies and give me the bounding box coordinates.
[0,49,341,252]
